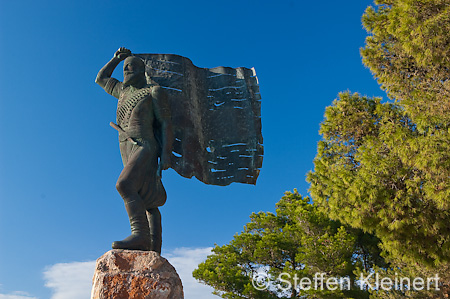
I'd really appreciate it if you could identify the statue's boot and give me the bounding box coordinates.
[146,208,162,254]
[112,199,151,251]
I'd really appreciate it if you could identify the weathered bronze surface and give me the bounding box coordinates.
[95,48,263,252]
[135,53,263,186]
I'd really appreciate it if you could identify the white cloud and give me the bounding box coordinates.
[166,247,219,299]
[0,292,39,299]
[43,261,96,299]
[41,247,219,299]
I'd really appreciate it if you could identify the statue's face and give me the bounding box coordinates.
[123,57,145,85]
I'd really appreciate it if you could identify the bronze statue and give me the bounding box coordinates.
[96,48,263,254]
[96,47,173,253]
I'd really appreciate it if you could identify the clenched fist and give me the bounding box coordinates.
[114,47,132,60]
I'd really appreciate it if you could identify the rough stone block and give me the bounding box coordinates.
[91,250,184,299]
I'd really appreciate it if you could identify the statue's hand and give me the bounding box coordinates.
[114,47,131,60]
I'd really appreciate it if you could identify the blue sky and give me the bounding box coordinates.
[0,0,385,298]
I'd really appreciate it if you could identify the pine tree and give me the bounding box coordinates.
[307,91,450,297]
[193,191,382,299]
[307,91,450,266]
[361,0,450,128]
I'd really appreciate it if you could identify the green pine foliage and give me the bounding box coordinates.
[361,0,450,129]
[360,261,450,298]
[307,91,450,267]
[193,191,382,299]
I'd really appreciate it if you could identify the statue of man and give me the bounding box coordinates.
[95,47,173,254]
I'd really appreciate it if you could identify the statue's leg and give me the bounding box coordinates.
[146,208,162,254]
[113,144,152,251]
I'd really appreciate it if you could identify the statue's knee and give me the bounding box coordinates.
[116,179,131,196]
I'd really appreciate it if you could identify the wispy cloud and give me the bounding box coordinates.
[165,247,219,299]
[43,261,96,299]
[0,293,39,299]
[40,247,219,299]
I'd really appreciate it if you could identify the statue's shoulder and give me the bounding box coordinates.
[105,78,124,99]
[149,85,166,99]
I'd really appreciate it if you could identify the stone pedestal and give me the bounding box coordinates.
[91,250,184,299]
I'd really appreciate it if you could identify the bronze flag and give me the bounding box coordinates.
[135,54,263,186]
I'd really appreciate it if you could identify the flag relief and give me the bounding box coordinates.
[137,54,263,186]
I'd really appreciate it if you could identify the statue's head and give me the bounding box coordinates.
[123,56,146,86]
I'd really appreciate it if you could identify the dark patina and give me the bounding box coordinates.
[95,48,263,253]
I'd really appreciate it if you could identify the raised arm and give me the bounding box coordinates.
[95,47,131,89]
